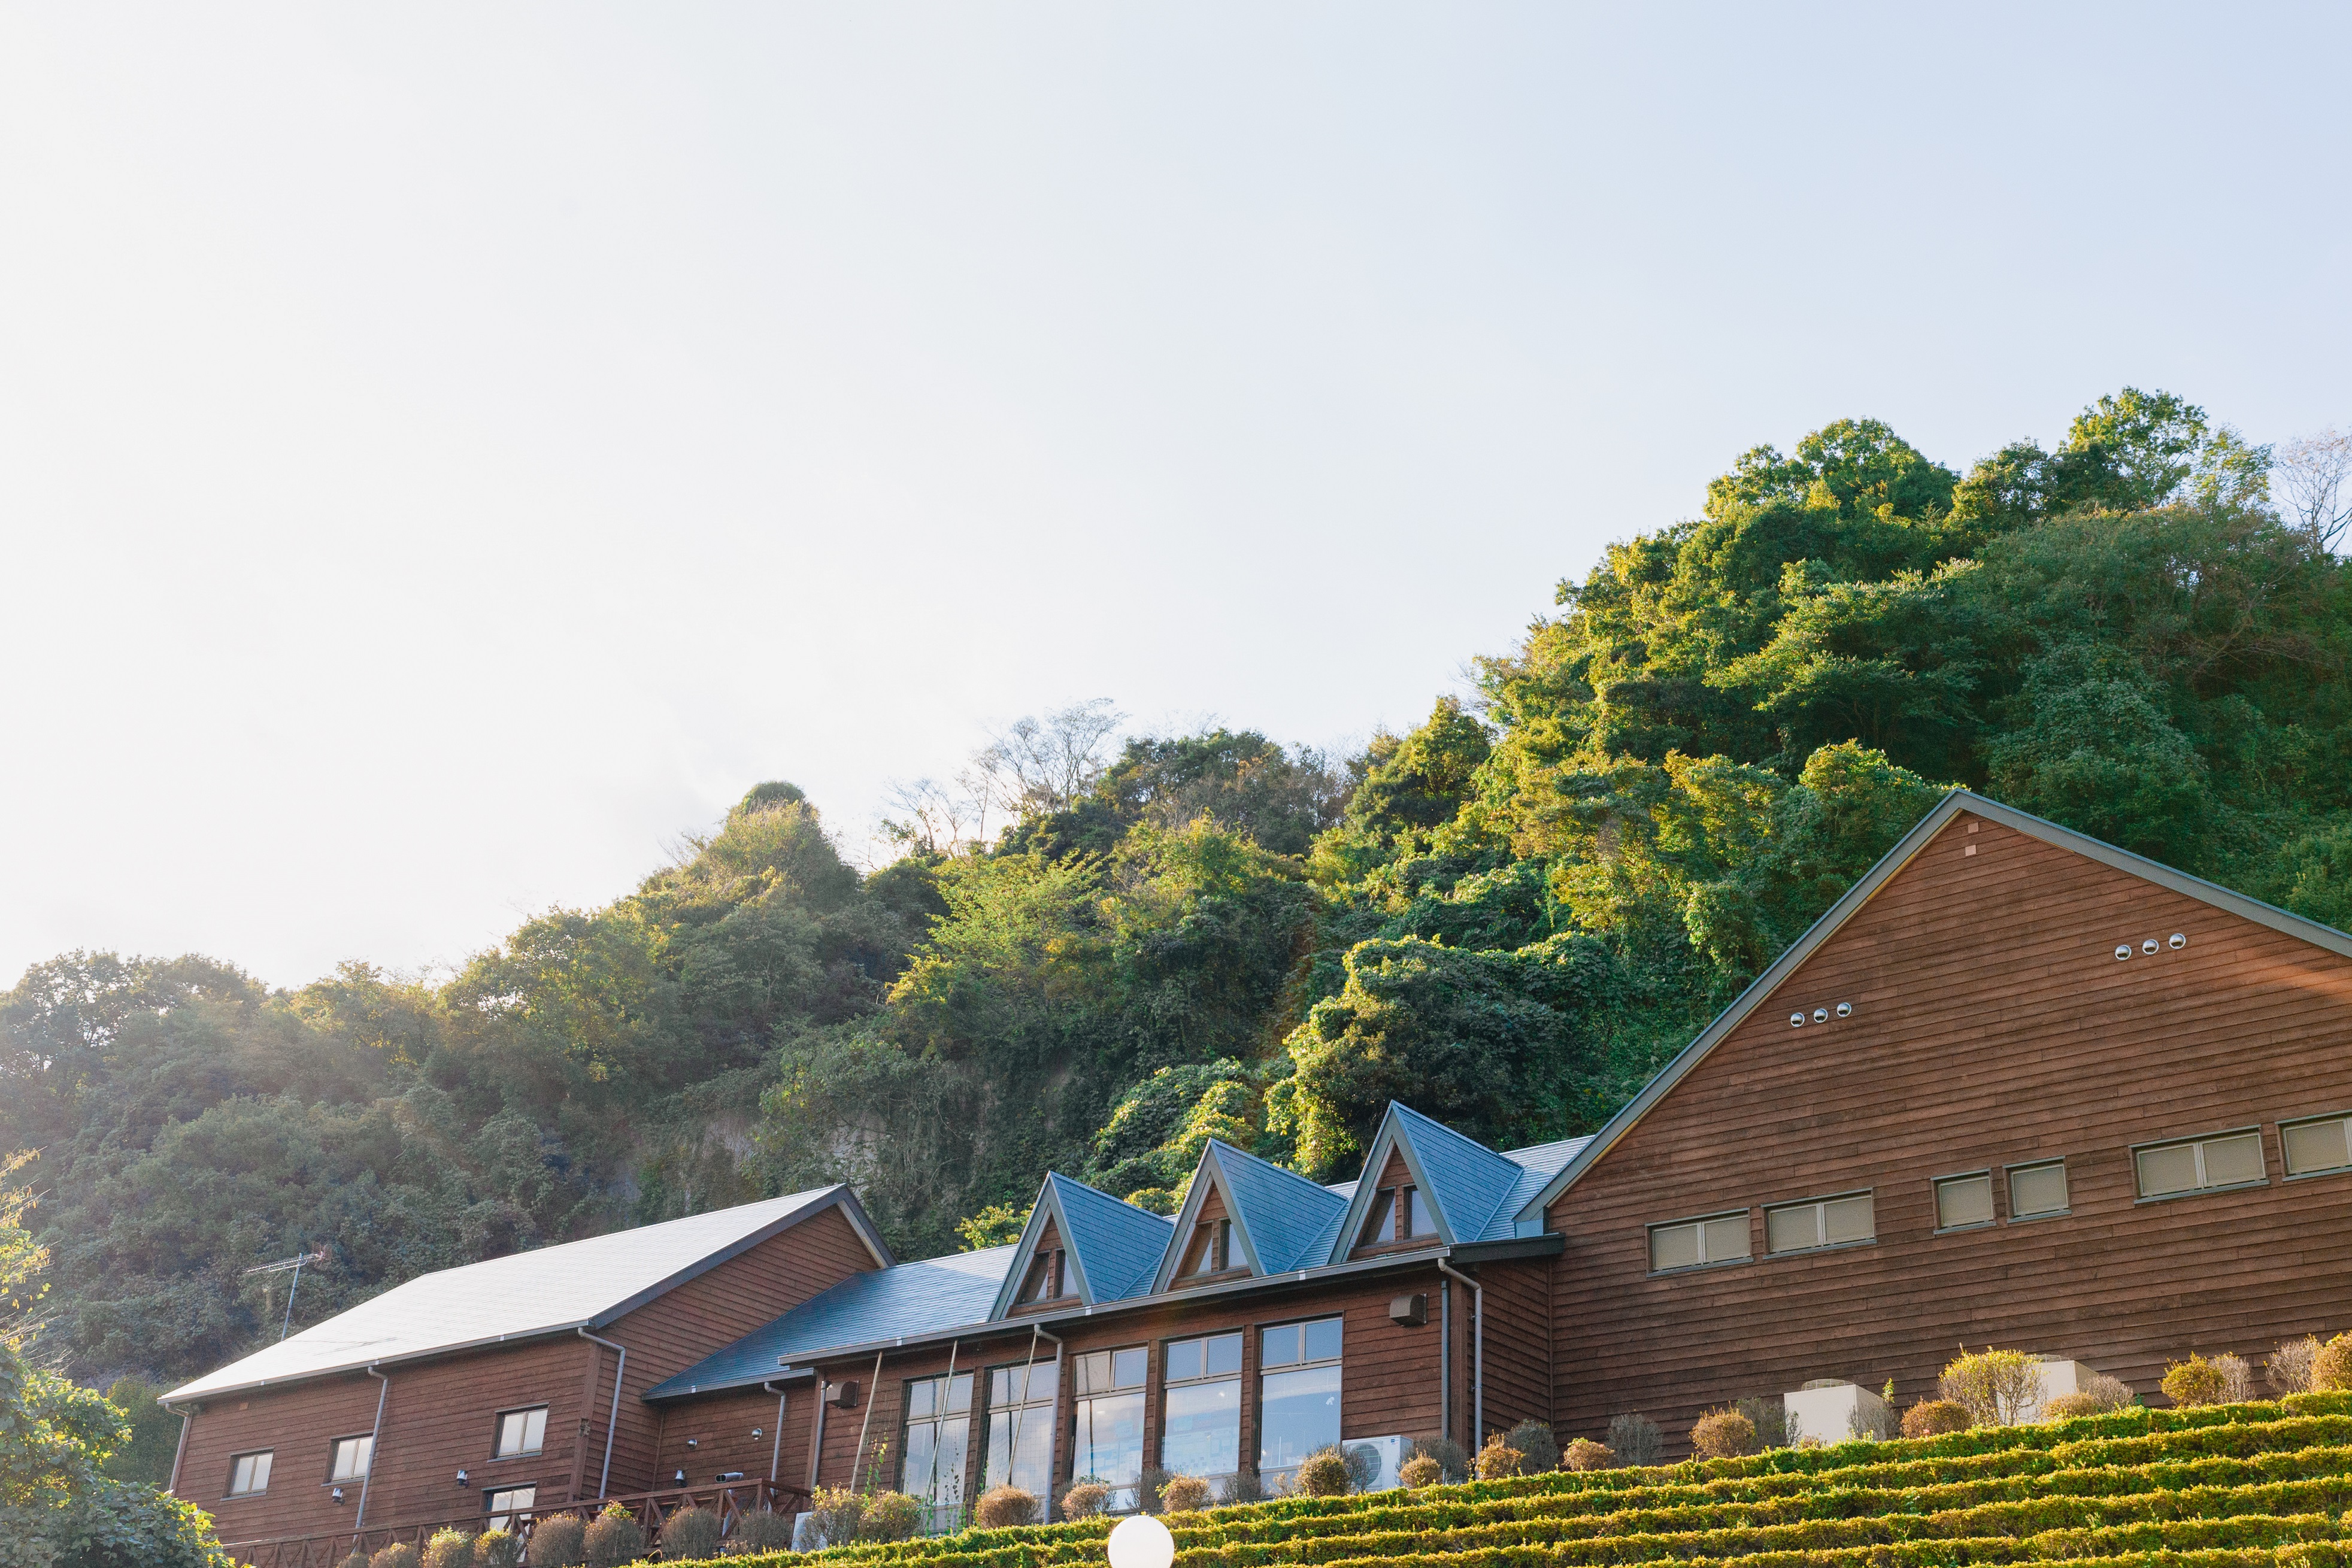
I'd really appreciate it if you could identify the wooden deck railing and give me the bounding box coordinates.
[219,1479,810,1567]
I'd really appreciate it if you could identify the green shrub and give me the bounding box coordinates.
[1690,1408,1759,1458]
[1607,1413,1663,1467]
[1502,1418,1559,1474]
[1940,1347,2044,1426]
[525,1514,585,1567]
[1160,1475,1213,1512]
[2167,1354,2233,1407]
[342,1553,370,1568]
[805,1487,866,1548]
[1398,1454,1442,1488]
[475,1528,524,1568]
[859,1491,923,1542]
[583,1502,646,1566]
[1407,1435,1470,1484]
[659,1505,722,1561]
[1298,1446,1355,1495]
[1472,1436,1523,1479]
[973,1485,1037,1527]
[1562,1437,1613,1471]
[371,1546,421,1568]
[1059,1479,1110,1518]
[2316,1335,2352,1393]
[1901,1399,1972,1437]
[422,1528,475,1568]
[2044,1391,2106,1420]
[728,1509,796,1553]
[1732,1396,1792,1448]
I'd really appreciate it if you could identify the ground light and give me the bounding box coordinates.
[1107,1513,1175,1568]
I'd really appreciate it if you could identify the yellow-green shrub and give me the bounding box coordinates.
[2167,1354,2232,1407]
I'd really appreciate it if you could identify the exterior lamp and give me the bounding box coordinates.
[674,1469,687,1485]
[1108,1515,1174,1568]
[455,1470,469,1487]
[331,1487,345,1503]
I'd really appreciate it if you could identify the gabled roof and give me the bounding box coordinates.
[166,1186,888,1404]
[648,1246,1016,1399]
[1326,1106,1590,1259]
[1148,1139,1347,1292]
[1511,788,2352,1233]
[986,1172,1174,1317]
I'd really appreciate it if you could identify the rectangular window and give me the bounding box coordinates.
[1647,1211,1749,1272]
[1182,1221,1231,1276]
[981,1361,1057,1522]
[2135,1130,2267,1199]
[1764,1192,1874,1255]
[486,1487,537,1532]
[329,1435,372,1482]
[1257,1318,1342,1490]
[2282,1115,2352,1178]
[1070,1348,1148,1512]
[494,1406,547,1459]
[1933,1172,1995,1231]
[2008,1160,2069,1219]
[1401,1187,1438,1239]
[1017,1248,1072,1303]
[1356,1191,1395,1248]
[900,1372,972,1533]
[1160,1333,1242,1491]
[227,1451,273,1497]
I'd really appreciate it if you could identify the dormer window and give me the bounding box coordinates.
[1017,1246,1073,1305]
[1357,1191,1395,1247]
[1402,1187,1438,1239]
[1181,1218,1232,1277]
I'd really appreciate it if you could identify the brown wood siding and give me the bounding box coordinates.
[1545,810,2352,1452]
[651,1384,805,1491]
[1478,1260,1550,1440]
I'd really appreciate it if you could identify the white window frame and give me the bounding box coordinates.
[1763,1190,1875,1256]
[486,1485,537,1531]
[2279,1113,2352,1180]
[328,1434,372,1482]
[2132,1127,2269,1202]
[1645,1210,1751,1274]
[493,1405,548,1460]
[1931,1170,1995,1233]
[2005,1158,2071,1221]
[227,1450,274,1497]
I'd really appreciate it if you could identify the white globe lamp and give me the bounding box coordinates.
[1108,1512,1175,1568]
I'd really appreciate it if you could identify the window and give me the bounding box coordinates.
[1182,1220,1232,1276]
[2135,1130,2267,1199]
[2282,1115,2352,1178]
[1647,1212,1749,1272]
[494,1406,547,1459]
[1160,1333,1242,1491]
[1017,1248,1072,1304]
[1257,1318,1342,1490]
[486,1487,537,1532]
[981,1361,1056,1522]
[227,1451,273,1497]
[1401,1187,1438,1239]
[1765,1192,1875,1255]
[1070,1347,1148,1512]
[2008,1160,2069,1219]
[328,1435,372,1482]
[900,1372,972,1533]
[1933,1173,1995,1231]
[1356,1191,1395,1248]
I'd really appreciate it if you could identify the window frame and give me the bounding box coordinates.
[485,1485,538,1532]
[226,1449,274,1499]
[2004,1158,2071,1221]
[1644,1209,1751,1275]
[2279,1112,2352,1181]
[1762,1189,1876,1257]
[1068,1345,1150,1513]
[492,1405,548,1460]
[2131,1127,2271,1203]
[1356,1190,1397,1248]
[1930,1169,1996,1234]
[898,1369,974,1531]
[326,1433,373,1484]
[1254,1315,1343,1490]
[1400,1186,1439,1240]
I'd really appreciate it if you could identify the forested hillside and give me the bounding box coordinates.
[7,389,2350,1399]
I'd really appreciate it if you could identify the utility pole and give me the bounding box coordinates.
[241,1249,328,1341]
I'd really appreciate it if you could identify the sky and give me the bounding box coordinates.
[2,4,2348,990]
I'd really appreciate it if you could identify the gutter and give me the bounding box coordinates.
[354,1366,390,1526]
[577,1329,627,1500]
[161,1400,193,1496]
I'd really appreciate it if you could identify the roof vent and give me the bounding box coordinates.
[2114,945,2131,961]
[2142,938,2159,955]
[1812,1008,1828,1023]
[1789,1012,1805,1027]
[2170,933,2187,949]
[1835,1002,1852,1018]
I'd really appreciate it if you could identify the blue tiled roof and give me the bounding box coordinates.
[1046,1173,1174,1302]
[646,1246,1016,1399]
[1210,1141,1347,1274]
[1487,1136,1592,1239]
[1392,1103,1528,1243]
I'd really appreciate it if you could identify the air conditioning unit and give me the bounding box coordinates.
[1344,1434,1406,1491]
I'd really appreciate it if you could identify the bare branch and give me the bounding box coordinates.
[2277,427,2352,553]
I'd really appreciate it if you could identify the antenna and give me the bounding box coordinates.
[242,1249,329,1341]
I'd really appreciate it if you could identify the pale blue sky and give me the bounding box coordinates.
[3,4,2347,987]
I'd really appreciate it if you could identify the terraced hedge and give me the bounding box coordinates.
[675,1394,2352,1568]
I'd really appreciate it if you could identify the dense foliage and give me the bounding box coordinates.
[7,389,2348,1403]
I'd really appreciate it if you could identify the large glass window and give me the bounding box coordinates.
[1764,1193,1874,1255]
[901,1372,972,1533]
[1160,1333,1242,1491]
[486,1487,536,1532]
[1257,1318,1341,1490]
[1648,1212,1749,1271]
[1071,1348,1148,1512]
[2135,1131,2266,1199]
[329,1435,372,1482]
[982,1361,1057,1523]
[494,1406,547,1459]
[226,1451,272,1497]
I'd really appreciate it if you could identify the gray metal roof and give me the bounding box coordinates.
[1511,788,2352,1230]
[166,1185,880,1403]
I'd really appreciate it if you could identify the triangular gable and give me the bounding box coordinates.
[1326,1102,1522,1260]
[1510,787,2352,1233]
[988,1173,1172,1317]
[1151,1140,1345,1291]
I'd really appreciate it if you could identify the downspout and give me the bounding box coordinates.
[1438,1258,1482,1447]
[1437,1279,1450,1449]
[162,1401,193,1496]
[762,1382,788,1485]
[577,1329,627,1500]
[355,1366,390,1526]
[807,1371,826,1491]
[847,1348,886,1491]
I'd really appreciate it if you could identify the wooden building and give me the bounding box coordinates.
[172,790,2352,1559]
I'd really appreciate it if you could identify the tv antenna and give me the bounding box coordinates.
[242,1249,328,1342]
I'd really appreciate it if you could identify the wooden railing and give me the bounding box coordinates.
[219,1479,810,1567]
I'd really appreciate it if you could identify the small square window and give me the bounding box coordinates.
[2135,1130,2268,1199]
[1934,1173,1995,1230]
[2008,1161,2069,1219]
[228,1451,273,1497]
[494,1406,547,1460]
[487,1487,537,1531]
[329,1435,372,1482]
[2283,1116,2352,1178]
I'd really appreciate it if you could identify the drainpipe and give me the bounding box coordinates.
[161,1400,193,1496]
[1436,1279,1450,1449]
[577,1329,627,1500]
[762,1382,788,1485]
[808,1370,826,1492]
[355,1366,390,1526]
[847,1348,886,1490]
[1438,1258,1482,1447]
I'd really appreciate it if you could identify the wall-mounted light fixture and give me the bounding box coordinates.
[751,1428,763,1439]
[685,1437,699,1449]
[331,1487,345,1504]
